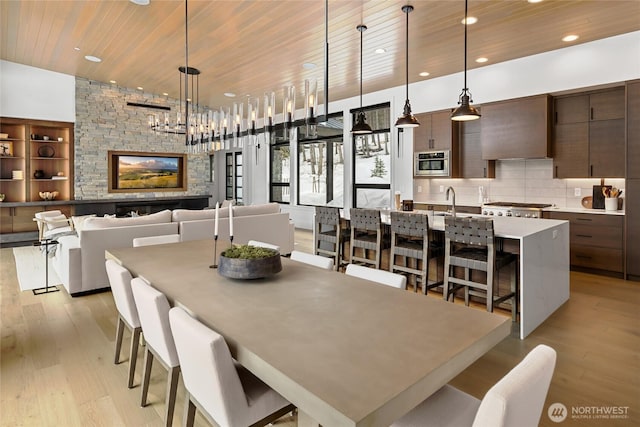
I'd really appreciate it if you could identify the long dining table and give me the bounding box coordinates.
[107,239,510,427]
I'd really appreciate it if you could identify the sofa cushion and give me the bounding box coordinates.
[71,214,96,232]
[171,208,229,222]
[233,203,280,217]
[83,209,172,230]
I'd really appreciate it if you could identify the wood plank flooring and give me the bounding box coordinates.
[1,230,638,426]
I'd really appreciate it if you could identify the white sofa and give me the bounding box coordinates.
[51,203,295,296]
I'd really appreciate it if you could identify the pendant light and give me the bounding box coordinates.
[395,5,419,128]
[451,0,481,121]
[352,24,373,134]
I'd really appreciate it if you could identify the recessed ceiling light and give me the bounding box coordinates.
[475,57,488,63]
[129,0,150,5]
[303,62,316,69]
[461,16,477,25]
[224,92,236,98]
[137,87,144,90]
[562,34,579,42]
[375,48,386,54]
[74,47,80,51]
[109,80,116,84]
[84,55,102,63]
[419,71,430,77]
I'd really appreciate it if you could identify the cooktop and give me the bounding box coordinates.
[483,202,552,209]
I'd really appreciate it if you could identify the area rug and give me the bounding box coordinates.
[12,246,62,291]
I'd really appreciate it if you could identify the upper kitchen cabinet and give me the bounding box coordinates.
[627,80,640,179]
[552,87,625,178]
[459,112,495,178]
[413,110,457,152]
[481,94,552,160]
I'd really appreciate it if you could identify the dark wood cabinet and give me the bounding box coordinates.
[481,94,552,160]
[459,114,495,178]
[627,81,640,180]
[413,110,456,151]
[626,179,640,280]
[548,211,624,275]
[552,87,625,178]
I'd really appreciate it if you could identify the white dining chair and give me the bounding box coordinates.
[130,277,180,427]
[290,250,334,270]
[345,263,407,290]
[105,259,141,389]
[168,306,294,427]
[392,344,557,427]
[248,240,281,253]
[132,234,181,247]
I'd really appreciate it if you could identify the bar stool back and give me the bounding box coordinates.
[349,208,384,270]
[314,206,347,270]
[390,211,444,293]
[443,216,518,321]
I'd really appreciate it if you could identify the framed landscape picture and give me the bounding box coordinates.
[108,150,187,193]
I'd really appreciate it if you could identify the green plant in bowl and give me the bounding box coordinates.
[218,244,281,279]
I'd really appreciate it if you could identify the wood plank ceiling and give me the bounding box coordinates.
[1,0,639,111]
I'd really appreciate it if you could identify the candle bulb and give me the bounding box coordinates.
[214,202,219,236]
[229,203,234,239]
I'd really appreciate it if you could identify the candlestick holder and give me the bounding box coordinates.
[209,235,219,269]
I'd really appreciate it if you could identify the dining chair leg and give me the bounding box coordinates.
[183,394,197,427]
[464,268,471,306]
[114,317,125,364]
[164,366,180,427]
[128,326,142,389]
[140,348,154,406]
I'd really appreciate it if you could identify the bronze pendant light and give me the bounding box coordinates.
[352,24,373,135]
[451,0,481,121]
[395,5,419,128]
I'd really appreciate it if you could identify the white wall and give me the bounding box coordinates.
[0,60,75,122]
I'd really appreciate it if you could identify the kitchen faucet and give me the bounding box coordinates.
[446,186,456,217]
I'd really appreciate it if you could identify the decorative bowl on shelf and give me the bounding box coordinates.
[0,193,5,202]
[39,191,59,201]
[218,245,282,280]
[38,145,55,158]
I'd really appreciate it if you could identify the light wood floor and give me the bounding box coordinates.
[1,230,638,427]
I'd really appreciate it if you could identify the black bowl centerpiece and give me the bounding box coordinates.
[218,244,282,280]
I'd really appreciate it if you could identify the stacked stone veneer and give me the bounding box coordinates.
[75,77,209,199]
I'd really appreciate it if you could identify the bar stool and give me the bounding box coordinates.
[389,211,444,294]
[314,206,348,270]
[349,208,385,270]
[443,216,518,321]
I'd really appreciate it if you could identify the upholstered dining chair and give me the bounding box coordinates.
[392,344,557,427]
[390,211,444,294]
[132,234,180,247]
[105,259,141,389]
[248,240,281,253]
[130,277,180,427]
[290,250,334,270]
[168,306,295,427]
[443,216,519,321]
[345,263,407,290]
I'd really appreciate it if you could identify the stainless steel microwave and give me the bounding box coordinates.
[414,150,449,177]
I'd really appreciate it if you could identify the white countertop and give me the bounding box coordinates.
[428,214,568,239]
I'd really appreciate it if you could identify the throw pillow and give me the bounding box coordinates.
[71,214,97,232]
[45,214,70,230]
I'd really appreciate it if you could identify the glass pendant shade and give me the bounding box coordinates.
[396,5,419,128]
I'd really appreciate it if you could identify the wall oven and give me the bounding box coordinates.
[414,150,449,177]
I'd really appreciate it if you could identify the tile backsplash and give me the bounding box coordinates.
[413,159,625,209]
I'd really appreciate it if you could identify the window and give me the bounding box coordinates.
[270,126,291,203]
[225,151,243,203]
[352,103,391,208]
[297,114,344,207]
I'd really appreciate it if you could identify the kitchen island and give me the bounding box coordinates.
[427,214,570,339]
